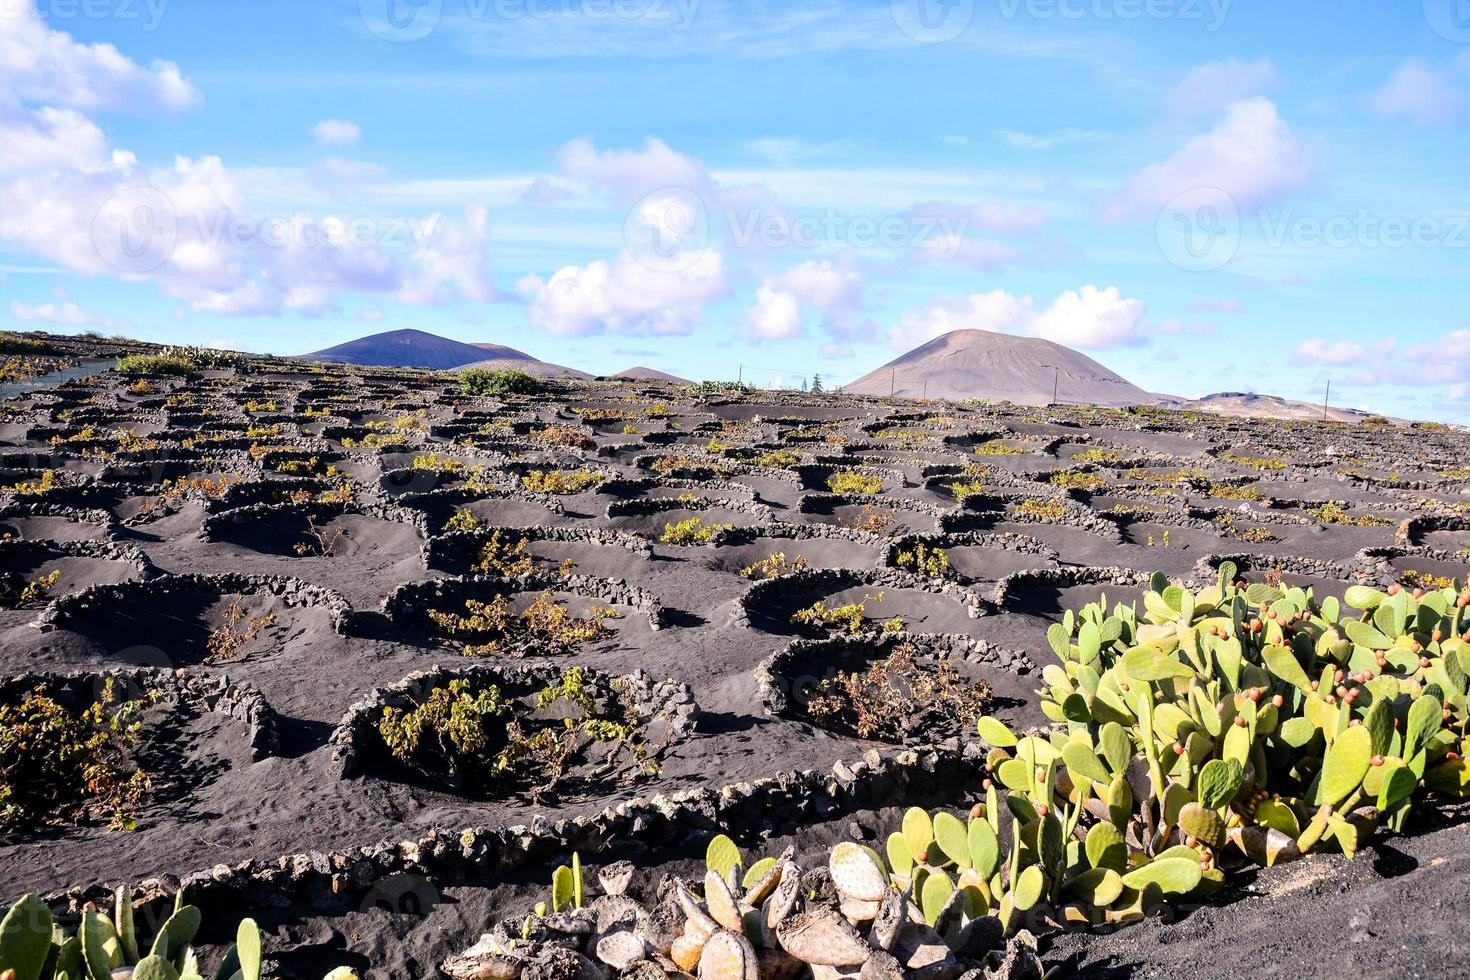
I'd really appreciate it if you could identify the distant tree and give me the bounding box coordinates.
[811,374,824,393]
[800,378,808,392]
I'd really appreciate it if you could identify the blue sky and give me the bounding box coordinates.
[3,0,1470,420]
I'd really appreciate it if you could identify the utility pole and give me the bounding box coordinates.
[1322,379,1330,422]
[890,368,896,397]
[1053,368,1059,406]
[737,364,743,386]
[922,379,928,400]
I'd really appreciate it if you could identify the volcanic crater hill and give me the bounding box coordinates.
[844,329,1154,407]
[1167,390,1398,424]
[305,327,588,378]
[612,366,690,383]
[0,330,1468,979]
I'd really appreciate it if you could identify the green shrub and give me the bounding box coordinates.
[0,680,155,832]
[115,353,197,376]
[0,332,51,355]
[827,470,883,494]
[459,367,541,396]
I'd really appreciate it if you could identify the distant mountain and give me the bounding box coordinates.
[304,328,584,377]
[1164,391,1395,425]
[614,366,689,383]
[844,329,1152,407]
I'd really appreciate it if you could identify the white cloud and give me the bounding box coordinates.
[1102,99,1313,221]
[1030,285,1148,350]
[556,137,712,202]
[9,291,115,328]
[516,248,729,337]
[1369,60,1464,127]
[994,128,1108,151]
[890,290,1036,348]
[311,119,361,146]
[1295,338,1372,366]
[1164,59,1279,125]
[743,137,860,168]
[0,0,197,112]
[743,259,866,341]
[890,284,1147,351]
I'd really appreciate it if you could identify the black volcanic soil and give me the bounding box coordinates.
[0,342,1466,979]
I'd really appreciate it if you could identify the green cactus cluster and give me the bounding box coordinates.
[1013,563,1470,874]
[0,889,356,980]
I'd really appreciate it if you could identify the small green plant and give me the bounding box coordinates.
[827,470,883,494]
[948,478,987,504]
[1050,470,1106,491]
[806,643,991,741]
[757,448,799,468]
[0,680,156,832]
[377,668,653,801]
[115,353,198,376]
[790,593,899,636]
[443,509,484,533]
[0,569,60,609]
[1307,502,1392,527]
[1223,453,1286,471]
[974,440,1024,457]
[740,552,809,580]
[659,516,730,545]
[1074,447,1121,464]
[1017,498,1069,521]
[459,368,541,396]
[471,530,536,577]
[521,469,603,494]
[894,543,951,578]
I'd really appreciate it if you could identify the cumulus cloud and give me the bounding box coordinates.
[516,248,729,337]
[1164,59,1279,125]
[556,137,712,202]
[0,9,493,318]
[889,285,1148,351]
[1295,338,1374,366]
[0,0,197,112]
[9,291,116,329]
[1369,60,1464,127]
[1102,99,1313,221]
[312,119,362,146]
[743,259,867,341]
